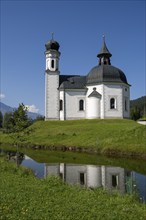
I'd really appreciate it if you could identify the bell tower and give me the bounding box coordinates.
[45,34,61,120]
[97,35,112,65]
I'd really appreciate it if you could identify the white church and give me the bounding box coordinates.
[45,36,130,120]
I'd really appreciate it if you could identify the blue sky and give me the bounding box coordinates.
[1,0,145,114]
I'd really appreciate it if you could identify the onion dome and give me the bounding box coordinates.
[87,65,128,84]
[45,40,60,51]
[45,33,60,51]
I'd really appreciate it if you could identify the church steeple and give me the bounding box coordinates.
[97,36,112,65]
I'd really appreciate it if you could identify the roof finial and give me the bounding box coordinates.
[51,32,54,40]
[102,34,105,43]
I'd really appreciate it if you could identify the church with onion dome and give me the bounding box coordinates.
[45,36,130,120]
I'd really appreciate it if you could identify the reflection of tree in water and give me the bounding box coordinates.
[6,151,25,166]
[125,171,139,197]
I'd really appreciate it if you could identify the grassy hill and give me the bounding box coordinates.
[0,119,146,159]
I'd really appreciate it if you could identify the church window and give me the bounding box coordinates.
[110,98,116,109]
[60,100,63,111]
[79,100,84,111]
[112,175,119,188]
[51,60,54,68]
[80,173,85,185]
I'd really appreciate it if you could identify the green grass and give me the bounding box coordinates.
[0,119,146,159]
[0,157,146,220]
[139,117,146,121]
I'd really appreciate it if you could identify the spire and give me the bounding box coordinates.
[97,36,112,65]
[51,32,54,40]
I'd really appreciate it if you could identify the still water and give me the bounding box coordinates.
[1,149,146,203]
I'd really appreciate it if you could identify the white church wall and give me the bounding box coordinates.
[104,84,123,118]
[44,164,60,177]
[86,165,102,188]
[45,73,59,120]
[101,166,125,194]
[86,85,103,119]
[59,91,65,120]
[86,97,101,119]
[65,164,87,185]
[123,86,130,118]
[65,90,86,120]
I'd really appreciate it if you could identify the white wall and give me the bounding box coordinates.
[104,84,123,118]
[86,85,103,119]
[63,90,86,120]
[45,73,59,120]
[123,85,130,118]
[101,166,125,193]
[86,165,102,188]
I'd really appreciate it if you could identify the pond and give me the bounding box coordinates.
[1,148,146,203]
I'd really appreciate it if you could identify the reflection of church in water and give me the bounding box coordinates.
[44,163,135,194]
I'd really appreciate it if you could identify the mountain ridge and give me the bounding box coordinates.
[0,102,42,120]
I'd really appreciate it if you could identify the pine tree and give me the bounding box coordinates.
[0,111,3,128]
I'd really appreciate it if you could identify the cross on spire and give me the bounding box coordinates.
[51,32,54,40]
[102,34,105,42]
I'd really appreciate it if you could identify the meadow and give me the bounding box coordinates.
[0,156,146,220]
[0,119,146,159]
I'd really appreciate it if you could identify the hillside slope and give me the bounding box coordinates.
[0,119,146,159]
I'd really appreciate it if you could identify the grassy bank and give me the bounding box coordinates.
[0,157,146,220]
[0,119,146,159]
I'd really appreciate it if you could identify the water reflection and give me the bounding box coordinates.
[45,163,138,195]
[2,150,24,166]
[1,149,146,203]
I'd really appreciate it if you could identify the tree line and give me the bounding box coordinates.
[130,96,146,121]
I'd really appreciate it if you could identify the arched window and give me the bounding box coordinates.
[110,98,116,109]
[60,100,63,111]
[51,60,54,68]
[79,100,84,111]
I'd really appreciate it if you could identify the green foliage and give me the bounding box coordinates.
[3,112,14,132]
[130,107,141,121]
[13,103,31,132]
[0,111,3,128]
[0,157,146,220]
[33,115,45,122]
[130,96,146,118]
[2,103,32,133]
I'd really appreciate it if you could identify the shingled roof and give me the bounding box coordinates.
[59,75,86,90]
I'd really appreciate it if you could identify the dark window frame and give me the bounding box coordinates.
[79,99,84,111]
[60,100,63,111]
[51,60,54,68]
[110,98,116,109]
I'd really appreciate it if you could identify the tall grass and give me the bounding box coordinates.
[0,119,146,158]
[0,157,146,220]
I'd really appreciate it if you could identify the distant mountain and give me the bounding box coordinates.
[0,102,42,120]
[130,96,146,117]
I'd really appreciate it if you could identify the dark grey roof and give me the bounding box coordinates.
[87,64,128,85]
[45,40,60,51]
[59,75,86,90]
[88,89,101,98]
[97,40,112,58]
